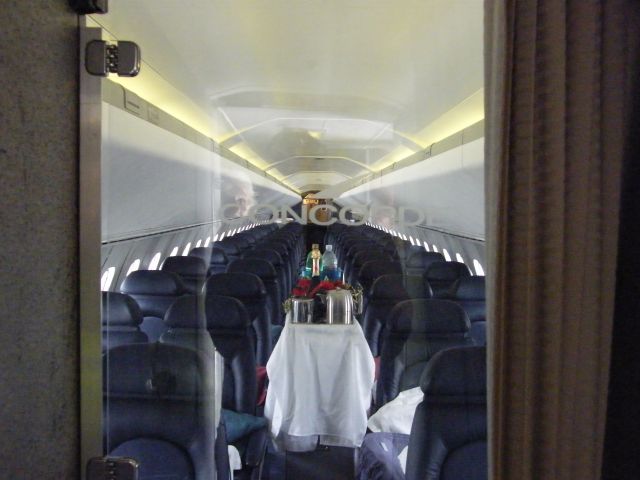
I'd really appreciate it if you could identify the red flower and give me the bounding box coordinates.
[297,279,312,288]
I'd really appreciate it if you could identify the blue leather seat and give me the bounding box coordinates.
[363,274,432,356]
[103,343,217,479]
[189,246,229,275]
[341,241,373,279]
[405,251,446,276]
[449,276,486,345]
[243,248,287,302]
[227,258,283,325]
[120,270,188,342]
[357,259,404,297]
[346,249,390,285]
[161,255,208,294]
[424,261,471,298]
[213,240,242,263]
[204,273,272,365]
[160,295,267,477]
[261,241,294,294]
[101,291,147,351]
[405,346,487,480]
[377,299,472,407]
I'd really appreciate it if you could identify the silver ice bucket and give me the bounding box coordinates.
[325,289,354,324]
[290,297,314,323]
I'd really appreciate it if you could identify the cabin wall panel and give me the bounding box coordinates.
[338,138,485,240]
[0,1,79,477]
[102,104,298,243]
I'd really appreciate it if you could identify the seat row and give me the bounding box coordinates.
[107,221,305,366]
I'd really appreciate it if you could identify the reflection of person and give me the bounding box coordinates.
[220,171,256,218]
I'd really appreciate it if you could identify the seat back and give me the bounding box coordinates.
[212,240,242,262]
[204,273,271,365]
[161,294,256,415]
[120,270,188,342]
[450,276,486,345]
[243,248,287,301]
[378,299,472,406]
[405,251,446,276]
[424,261,471,298]
[103,343,217,479]
[405,346,487,480]
[357,260,403,292]
[189,246,229,275]
[363,274,431,356]
[347,249,390,285]
[161,255,208,294]
[101,292,147,351]
[227,258,283,325]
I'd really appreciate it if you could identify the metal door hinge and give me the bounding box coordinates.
[70,0,108,14]
[86,457,139,480]
[85,40,141,77]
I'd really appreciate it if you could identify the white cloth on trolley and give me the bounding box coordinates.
[265,318,375,452]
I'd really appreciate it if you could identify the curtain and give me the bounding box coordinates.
[484,1,639,478]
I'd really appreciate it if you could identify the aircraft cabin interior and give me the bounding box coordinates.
[2,1,640,479]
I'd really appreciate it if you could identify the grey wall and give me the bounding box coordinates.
[0,1,79,478]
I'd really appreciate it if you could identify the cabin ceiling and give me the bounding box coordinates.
[96,0,483,193]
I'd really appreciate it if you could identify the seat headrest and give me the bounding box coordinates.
[243,248,283,266]
[212,241,241,256]
[161,255,208,277]
[164,295,206,329]
[405,251,445,268]
[388,299,470,334]
[103,343,215,399]
[102,292,143,326]
[354,250,389,266]
[227,258,277,278]
[120,270,186,296]
[454,276,486,301]
[420,346,486,398]
[189,246,229,266]
[370,274,428,300]
[205,273,266,297]
[359,260,403,278]
[425,261,471,281]
[205,294,252,329]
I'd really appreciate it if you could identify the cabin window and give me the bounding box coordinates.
[182,243,192,256]
[169,246,179,257]
[424,241,430,252]
[473,259,485,276]
[442,249,452,261]
[432,245,439,252]
[409,236,415,245]
[148,252,162,270]
[456,253,465,264]
[100,267,116,291]
[204,236,211,247]
[126,259,141,276]
[213,234,219,242]
[195,239,202,248]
